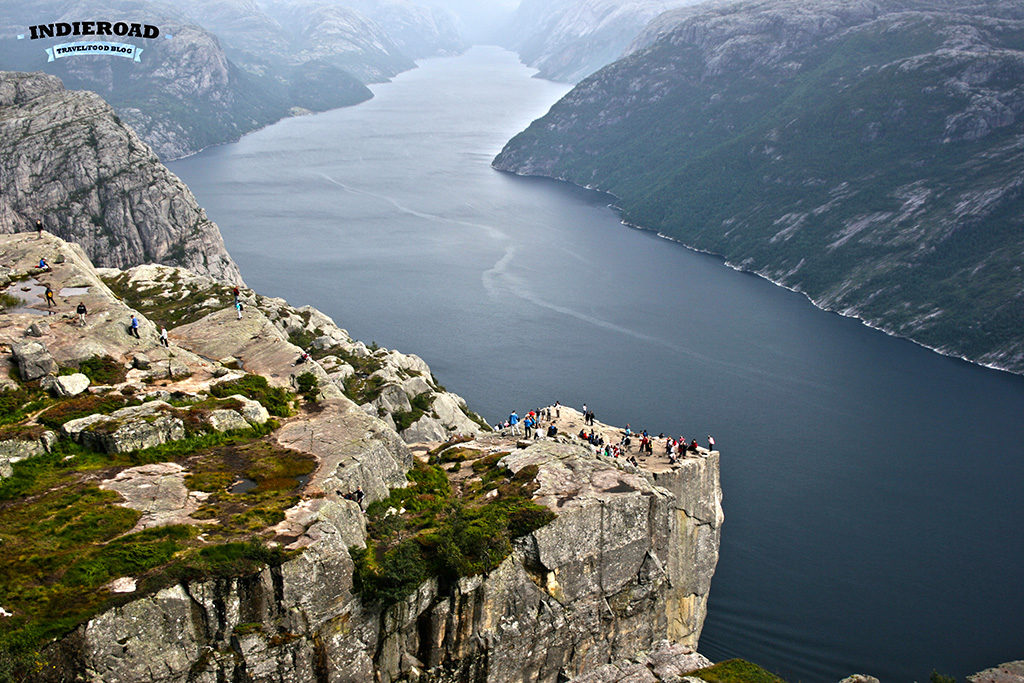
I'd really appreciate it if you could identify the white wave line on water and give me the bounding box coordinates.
[317,172,508,241]
[498,268,835,392]
[319,172,828,392]
[482,245,517,299]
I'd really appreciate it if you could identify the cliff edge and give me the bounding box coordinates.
[0,232,722,682]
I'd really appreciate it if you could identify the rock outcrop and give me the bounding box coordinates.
[494,0,1024,375]
[44,436,721,682]
[102,261,487,442]
[0,72,243,283]
[969,660,1024,683]
[0,232,723,682]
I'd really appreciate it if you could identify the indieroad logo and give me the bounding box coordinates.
[17,21,166,63]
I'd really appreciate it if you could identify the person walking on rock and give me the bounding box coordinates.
[232,286,240,305]
[44,285,55,309]
[707,435,715,453]
[235,300,243,320]
[159,326,169,347]
[36,219,43,239]
[129,315,140,339]
[76,302,87,326]
[508,411,520,435]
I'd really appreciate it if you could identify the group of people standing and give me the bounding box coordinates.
[496,400,717,468]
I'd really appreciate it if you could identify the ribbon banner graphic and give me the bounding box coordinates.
[45,41,143,62]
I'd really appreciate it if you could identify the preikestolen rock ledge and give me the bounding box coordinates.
[0,231,726,682]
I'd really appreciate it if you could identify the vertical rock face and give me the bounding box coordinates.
[0,71,243,284]
[51,440,722,682]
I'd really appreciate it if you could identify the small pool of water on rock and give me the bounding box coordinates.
[58,286,90,297]
[228,478,257,494]
[4,279,53,316]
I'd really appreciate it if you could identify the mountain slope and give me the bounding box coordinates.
[0,71,243,283]
[494,0,1024,374]
[502,0,704,82]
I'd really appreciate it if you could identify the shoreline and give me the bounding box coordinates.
[492,165,1021,379]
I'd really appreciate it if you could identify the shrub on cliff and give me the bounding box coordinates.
[351,459,555,608]
[211,374,292,416]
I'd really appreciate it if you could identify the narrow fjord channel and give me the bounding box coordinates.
[170,46,1024,682]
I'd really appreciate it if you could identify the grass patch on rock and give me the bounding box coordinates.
[351,454,555,607]
[392,392,434,432]
[0,422,301,672]
[0,387,49,427]
[59,356,126,385]
[343,373,385,405]
[694,659,788,683]
[183,439,316,533]
[101,271,234,328]
[38,394,137,429]
[210,374,293,417]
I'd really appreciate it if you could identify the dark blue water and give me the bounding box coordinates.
[170,46,1024,682]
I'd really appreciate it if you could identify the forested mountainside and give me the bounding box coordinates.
[495,0,1024,374]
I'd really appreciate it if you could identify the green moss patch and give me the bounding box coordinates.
[695,659,788,683]
[0,387,49,427]
[210,374,293,417]
[351,455,555,607]
[392,392,435,432]
[295,372,318,404]
[38,394,137,429]
[343,373,385,405]
[0,423,299,670]
[0,292,22,313]
[184,440,316,533]
[59,356,127,385]
[101,271,235,328]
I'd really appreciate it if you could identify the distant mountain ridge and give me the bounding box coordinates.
[0,0,464,159]
[495,0,1024,374]
[503,0,705,82]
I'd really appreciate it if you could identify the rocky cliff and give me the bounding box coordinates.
[502,0,703,82]
[0,231,723,682]
[0,71,243,284]
[494,0,1024,374]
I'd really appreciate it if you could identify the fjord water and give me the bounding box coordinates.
[170,46,1024,682]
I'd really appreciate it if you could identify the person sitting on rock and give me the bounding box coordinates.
[546,423,557,437]
[76,302,87,325]
[38,257,51,271]
[689,439,699,453]
[295,349,311,364]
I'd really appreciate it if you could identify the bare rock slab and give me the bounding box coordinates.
[100,462,201,531]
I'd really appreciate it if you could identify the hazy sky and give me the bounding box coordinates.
[423,0,520,42]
